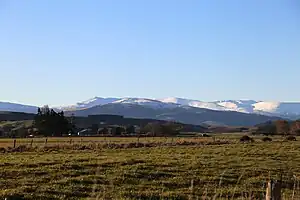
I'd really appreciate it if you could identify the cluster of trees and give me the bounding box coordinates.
[254,120,300,135]
[140,122,182,136]
[33,106,74,136]
[0,106,74,138]
[96,125,135,136]
[87,122,182,137]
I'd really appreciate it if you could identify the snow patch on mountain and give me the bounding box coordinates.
[217,102,239,110]
[112,98,178,109]
[160,98,300,116]
[190,102,227,111]
[160,98,228,111]
[159,97,196,105]
[59,97,119,110]
[253,102,280,113]
[214,100,257,113]
[253,102,300,115]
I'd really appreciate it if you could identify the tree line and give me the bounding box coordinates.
[254,120,300,136]
[0,106,182,137]
[6,106,299,138]
[92,122,182,136]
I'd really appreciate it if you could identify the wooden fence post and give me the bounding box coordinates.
[137,135,140,144]
[266,179,282,200]
[13,139,16,148]
[45,138,48,146]
[30,139,33,147]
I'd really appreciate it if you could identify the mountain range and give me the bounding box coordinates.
[1,97,299,126]
[60,97,300,117]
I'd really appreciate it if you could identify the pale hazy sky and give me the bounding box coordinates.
[0,0,299,106]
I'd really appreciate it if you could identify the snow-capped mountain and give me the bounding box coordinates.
[1,97,300,119]
[67,102,281,126]
[159,97,229,111]
[159,98,261,113]
[253,102,300,116]
[160,98,300,117]
[60,97,300,118]
[111,98,179,109]
[58,97,180,110]
[58,97,119,110]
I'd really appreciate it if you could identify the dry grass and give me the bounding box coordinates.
[0,136,218,148]
[0,134,291,148]
[1,135,300,199]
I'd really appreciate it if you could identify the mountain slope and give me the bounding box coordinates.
[58,97,119,110]
[112,98,179,109]
[66,103,282,126]
[160,98,300,116]
[0,102,37,113]
[159,97,228,111]
[59,97,179,110]
[160,98,259,113]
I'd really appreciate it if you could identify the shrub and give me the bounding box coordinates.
[285,136,297,141]
[240,135,254,143]
[0,147,6,153]
[262,137,272,142]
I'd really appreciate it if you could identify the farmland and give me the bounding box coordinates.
[0,135,221,148]
[1,135,300,199]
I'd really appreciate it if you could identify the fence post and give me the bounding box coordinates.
[13,139,16,148]
[45,138,48,146]
[137,135,140,144]
[30,139,33,147]
[266,179,282,200]
[69,139,72,144]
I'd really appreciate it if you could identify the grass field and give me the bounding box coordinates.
[1,135,300,199]
[0,134,286,148]
[0,135,223,148]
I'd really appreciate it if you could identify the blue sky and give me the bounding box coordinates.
[0,0,299,106]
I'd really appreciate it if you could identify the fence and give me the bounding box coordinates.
[266,179,282,200]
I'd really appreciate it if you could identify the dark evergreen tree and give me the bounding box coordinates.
[34,106,72,136]
[91,124,99,134]
[112,126,124,136]
[160,122,182,136]
[255,123,277,135]
[98,127,109,135]
[140,123,162,136]
[126,125,135,135]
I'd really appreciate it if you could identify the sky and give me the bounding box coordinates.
[0,0,299,106]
